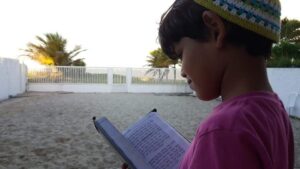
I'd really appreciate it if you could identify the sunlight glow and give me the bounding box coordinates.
[19,56,46,70]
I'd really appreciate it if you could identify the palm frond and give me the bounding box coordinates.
[21,32,86,66]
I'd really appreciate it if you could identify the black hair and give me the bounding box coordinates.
[158,0,273,59]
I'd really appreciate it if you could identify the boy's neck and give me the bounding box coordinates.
[220,48,273,101]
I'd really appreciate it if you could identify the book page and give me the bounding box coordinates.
[123,112,190,169]
[94,117,153,169]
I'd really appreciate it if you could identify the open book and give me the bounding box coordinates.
[93,109,190,169]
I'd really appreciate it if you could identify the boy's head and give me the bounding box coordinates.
[159,0,281,60]
[158,0,281,100]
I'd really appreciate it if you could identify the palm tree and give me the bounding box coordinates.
[22,33,86,66]
[146,48,179,80]
[146,48,178,68]
[281,18,300,43]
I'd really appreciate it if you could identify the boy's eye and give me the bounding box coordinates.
[178,53,182,60]
[175,52,182,60]
[173,46,182,60]
[177,56,182,62]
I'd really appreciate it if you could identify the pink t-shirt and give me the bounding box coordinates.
[179,91,294,169]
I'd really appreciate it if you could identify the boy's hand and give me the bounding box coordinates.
[121,163,129,169]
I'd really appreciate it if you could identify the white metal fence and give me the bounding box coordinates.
[28,66,108,84]
[131,68,185,85]
[27,66,186,85]
[27,66,191,94]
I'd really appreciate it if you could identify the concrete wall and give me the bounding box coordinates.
[0,58,27,101]
[28,83,192,94]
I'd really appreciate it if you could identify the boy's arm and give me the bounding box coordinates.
[186,130,270,169]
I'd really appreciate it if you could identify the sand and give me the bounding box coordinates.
[0,92,299,169]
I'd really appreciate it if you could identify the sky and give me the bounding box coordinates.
[0,0,299,68]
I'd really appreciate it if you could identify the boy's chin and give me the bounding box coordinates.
[195,91,220,101]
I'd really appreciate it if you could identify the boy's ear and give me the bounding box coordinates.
[202,11,226,48]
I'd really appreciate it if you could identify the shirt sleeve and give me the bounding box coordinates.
[188,129,267,169]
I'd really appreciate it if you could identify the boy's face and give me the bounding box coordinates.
[175,37,225,101]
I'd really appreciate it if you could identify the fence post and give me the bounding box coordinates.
[19,61,22,93]
[108,68,113,86]
[126,68,132,92]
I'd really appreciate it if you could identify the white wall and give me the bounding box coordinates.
[267,68,300,117]
[0,58,27,101]
[28,83,192,94]
[128,84,191,93]
[28,84,111,93]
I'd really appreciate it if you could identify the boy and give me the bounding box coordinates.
[158,0,294,168]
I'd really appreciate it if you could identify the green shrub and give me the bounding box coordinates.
[267,57,292,67]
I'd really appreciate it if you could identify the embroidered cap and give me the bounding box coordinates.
[194,0,281,42]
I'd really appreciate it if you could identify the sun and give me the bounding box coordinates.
[18,56,46,70]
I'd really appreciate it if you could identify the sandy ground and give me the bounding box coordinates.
[0,92,299,169]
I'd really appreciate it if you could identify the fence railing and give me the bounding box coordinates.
[27,66,186,85]
[28,67,108,84]
[131,68,185,85]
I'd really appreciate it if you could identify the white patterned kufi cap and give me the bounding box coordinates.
[194,0,281,42]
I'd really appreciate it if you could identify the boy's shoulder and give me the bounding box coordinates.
[197,91,287,137]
